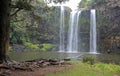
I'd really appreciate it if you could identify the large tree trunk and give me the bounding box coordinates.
[0,0,11,63]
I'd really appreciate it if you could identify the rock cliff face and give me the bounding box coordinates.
[93,0,120,8]
[92,0,120,53]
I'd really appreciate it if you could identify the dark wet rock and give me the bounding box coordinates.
[63,58,71,61]
[0,70,11,76]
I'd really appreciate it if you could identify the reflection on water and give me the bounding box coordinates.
[9,51,83,61]
[9,51,120,64]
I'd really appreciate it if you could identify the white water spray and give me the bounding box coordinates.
[44,0,82,11]
[59,6,65,52]
[67,11,81,53]
[90,9,97,53]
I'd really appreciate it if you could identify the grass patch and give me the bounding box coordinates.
[46,62,120,76]
[41,43,55,51]
[24,42,39,50]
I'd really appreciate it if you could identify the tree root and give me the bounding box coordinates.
[0,55,12,64]
[0,58,70,72]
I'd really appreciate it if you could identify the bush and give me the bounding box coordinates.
[24,42,39,50]
[41,43,55,51]
[82,55,95,65]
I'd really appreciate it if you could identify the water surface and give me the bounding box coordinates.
[9,51,120,64]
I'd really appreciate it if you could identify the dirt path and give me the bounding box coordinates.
[11,65,70,76]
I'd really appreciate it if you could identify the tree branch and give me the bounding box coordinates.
[29,0,32,3]
[10,8,22,17]
[13,18,25,22]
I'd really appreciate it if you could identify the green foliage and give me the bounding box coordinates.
[10,0,60,47]
[44,0,69,4]
[79,0,90,8]
[24,42,39,50]
[79,0,110,9]
[15,0,34,10]
[93,63,120,73]
[82,56,95,65]
[10,22,27,44]
[41,43,55,51]
[46,62,120,76]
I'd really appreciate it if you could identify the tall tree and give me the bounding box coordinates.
[0,0,11,63]
[0,0,33,63]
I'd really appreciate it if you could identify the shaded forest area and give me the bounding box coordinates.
[10,0,60,52]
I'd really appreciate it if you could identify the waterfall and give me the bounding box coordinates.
[67,11,81,53]
[90,9,97,53]
[44,0,82,53]
[59,6,65,52]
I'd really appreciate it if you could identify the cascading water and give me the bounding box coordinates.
[44,0,86,53]
[67,11,81,53]
[59,6,65,52]
[90,9,97,53]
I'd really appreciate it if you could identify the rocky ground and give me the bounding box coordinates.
[0,59,71,76]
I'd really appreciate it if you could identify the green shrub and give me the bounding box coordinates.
[82,55,95,65]
[41,43,55,51]
[24,42,39,50]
